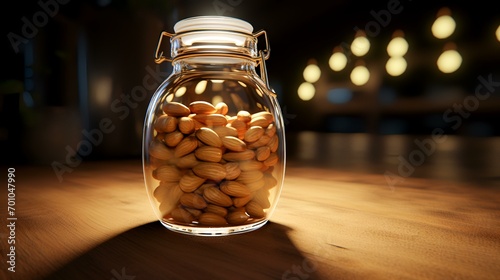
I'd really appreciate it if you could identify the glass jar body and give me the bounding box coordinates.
[143,57,285,235]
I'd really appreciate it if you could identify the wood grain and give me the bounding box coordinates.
[1,158,499,279]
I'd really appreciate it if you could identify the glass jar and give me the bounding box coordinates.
[142,16,285,236]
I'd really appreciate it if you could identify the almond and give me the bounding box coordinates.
[184,207,202,218]
[232,194,253,208]
[170,207,195,223]
[230,118,247,129]
[252,111,274,123]
[194,146,223,162]
[174,135,198,157]
[231,206,247,213]
[239,160,264,171]
[189,101,217,114]
[247,135,271,149]
[229,119,247,139]
[154,165,182,182]
[249,116,270,128]
[222,150,255,162]
[265,123,276,137]
[220,181,251,197]
[198,212,227,226]
[237,110,251,123]
[192,114,228,126]
[194,183,217,196]
[245,201,266,218]
[224,162,241,180]
[154,115,178,133]
[178,117,195,134]
[149,139,174,160]
[263,173,278,190]
[175,153,200,169]
[268,134,279,153]
[179,171,206,192]
[180,193,207,209]
[192,118,204,130]
[204,204,228,217]
[153,182,178,202]
[203,186,233,207]
[221,136,246,152]
[155,132,166,141]
[255,146,271,161]
[244,126,265,143]
[226,115,237,124]
[195,127,222,147]
[212,126,238,138]
[263,152,278,166]
[253,188,271,209]
[227,211,249,225]
[163,101,190,117]
[245,178,266,192]
[157,184,184,215]
[192,162,226,182]
[260,165,272,172]
[237,170,264,184]
[164,131,184,147]
[215,102,229,115]
[149,156,169,169]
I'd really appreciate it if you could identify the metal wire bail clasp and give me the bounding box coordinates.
[254,30,271,90]
[254,30,270,60]
[155,31,174,64]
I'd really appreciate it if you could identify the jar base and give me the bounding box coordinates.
[160,219,269,236]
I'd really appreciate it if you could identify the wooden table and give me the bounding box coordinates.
[1,133,500,279]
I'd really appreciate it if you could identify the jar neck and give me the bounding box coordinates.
[172,56,257,74]
[170,30,258,61]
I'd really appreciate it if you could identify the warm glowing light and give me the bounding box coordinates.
[166,94,174,102]
[175,86,186,97]
[350,65,370,86]
[255,88,263,97]
[496,25,500,42]
[195,80,208,94]
[303,64,321,83]
[297,82,315,101]
[387,37,409,57]
[385,57,407,76]
[432,15,456,39]
[329,52,348,71]
[212,95,223,105]
[92,76,113,106]
[437,49,462,73]
[211,79,224,91]
[351,36,370,57]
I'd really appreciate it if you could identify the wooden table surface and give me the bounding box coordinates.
[1,133,500,280]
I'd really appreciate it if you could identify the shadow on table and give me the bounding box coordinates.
[45,221,325,280]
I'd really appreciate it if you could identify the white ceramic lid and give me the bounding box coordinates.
[174,16,253,34]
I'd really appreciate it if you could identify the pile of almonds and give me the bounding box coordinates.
[149,100,280,226]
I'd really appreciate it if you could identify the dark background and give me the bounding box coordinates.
[1,0,499,165]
